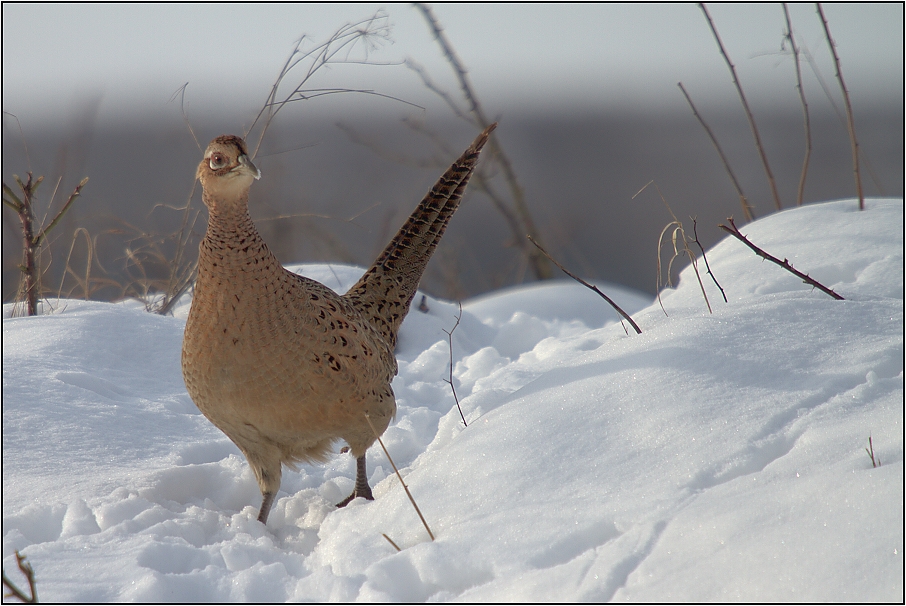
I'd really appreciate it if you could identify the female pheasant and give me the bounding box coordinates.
[182,124,495,524]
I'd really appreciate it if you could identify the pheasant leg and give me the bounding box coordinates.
[258,490,275,524]
[336,455,374,507]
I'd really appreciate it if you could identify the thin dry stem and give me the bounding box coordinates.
[816,3,864,210]
[865,435,880,468]
[2,550,38,603]
[2,112,34,172]
[443,303,468,426]
[700,3,782,211]
[718,217,844,300]
[636,181,715,315]
[404,58,478,126]
[363,413,435,541]
[782,4,812,206]
[246,12,396,158]
[677,82,755,221]
[34,177,89,248]
[169,82,202,151]
[798,45,885,195]
[58,228,126,302]
[382,534,402,551]
[3,174,41,315]
[527,235,642,334]
[692,218,727,303]
[413,2,552,280]
[3,173,88,316]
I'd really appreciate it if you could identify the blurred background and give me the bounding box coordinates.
[3,3,903,306]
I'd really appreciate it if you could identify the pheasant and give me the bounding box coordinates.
[182,124,495,524]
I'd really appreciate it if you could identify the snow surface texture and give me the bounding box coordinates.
[3,198,903,602]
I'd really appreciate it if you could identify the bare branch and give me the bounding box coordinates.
[414,2,552,280]
[692,218,727,303]
[816,3,864,210]
[798,45,885,196]
[527,235,642,334]
[404,58,478,125]
[782,4,812,206]
[34,177,89,247]
[246,12,396,158]
[718,217,844,300]
[677,82,755,221]
[2,550,38,603]
[700,3,782,211]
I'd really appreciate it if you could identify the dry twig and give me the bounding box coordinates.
[692,218,727,303]
[677,82,755,222]
[2,551,38,603]
[718,217,844,300]
[797,45,885,196]
[865,435,880,468]
[782,4,812,206]
[364,413,435,541]
[816,3,864,210]
[699,3,782,211]
[527,236,642,335]
[412,3,552,281]
[382,533,402,552]
[443,303,468,426]
[3,173,88,316]
[245,12,402,158]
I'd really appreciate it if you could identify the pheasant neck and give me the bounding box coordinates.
[199,194,279,280]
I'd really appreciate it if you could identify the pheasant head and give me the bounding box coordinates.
[197,135,261,211]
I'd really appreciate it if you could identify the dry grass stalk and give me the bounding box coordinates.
[382,533,402,552]
[1,550,38,603]
[170,82,202,152]
[655,220,713,315]
[865,435,881,468]
[57,227,124,302]
[718,217,844,300]
[363,413,436,542]
[412,2,552,281]
[691,218,727,303]
[444,303,468,426]
[782,4,813,206]
[3,173,88,316]
[635,182,716,316]
[109,198,202,315]
[677,82,755,222]
[816,3,864,211]
[527,235,642,335]
[699,3,782,211]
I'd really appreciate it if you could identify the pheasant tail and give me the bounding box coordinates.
[344,123,496,346]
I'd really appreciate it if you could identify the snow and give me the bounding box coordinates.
[3,198,903,602]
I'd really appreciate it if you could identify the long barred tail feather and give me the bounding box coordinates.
[344,123,496,347]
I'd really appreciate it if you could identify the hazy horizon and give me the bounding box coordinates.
[3,3,902,130]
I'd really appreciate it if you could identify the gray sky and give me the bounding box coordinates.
[2,3,903,129]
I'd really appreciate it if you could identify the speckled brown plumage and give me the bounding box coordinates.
[181,126,495,524]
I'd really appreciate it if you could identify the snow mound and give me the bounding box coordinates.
[3,198,902,602]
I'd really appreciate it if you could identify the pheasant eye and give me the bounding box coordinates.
[209,153,228,169]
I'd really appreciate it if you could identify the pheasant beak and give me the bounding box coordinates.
[235,154,261,180]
